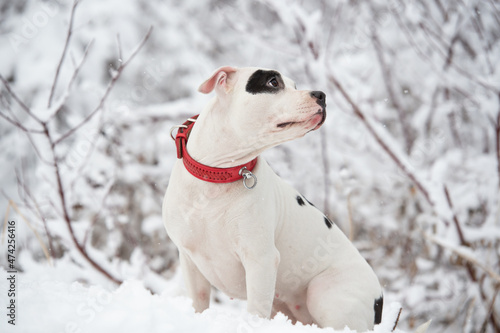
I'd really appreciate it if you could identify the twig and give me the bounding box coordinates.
[4,200,53,265]
[392,307,402,332]
[443,185,480,292]
[53,26,153,146]
[0,76,41,133]
[47,39,95,121]
[0,108,43,134]
[47,0,79,108]
[424,233,500,284]
[0,75,43,124]
[41,26,153,285]
[433,0,448,21]
[486,0,500,28]
[46,126,122,284]
[396,6,498,94]
[443,186,469,247]
[15,167,57,259]
[426,230,500,331]
[480,286,499,333]
[463,297,476,333]
[0,3,149,285]
[82,182,113,246]
[0,80,52,164]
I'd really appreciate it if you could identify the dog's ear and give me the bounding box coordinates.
[198,66,237,94]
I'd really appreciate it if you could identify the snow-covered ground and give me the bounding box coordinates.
[0,258,412,333]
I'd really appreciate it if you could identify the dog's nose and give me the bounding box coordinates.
[310,91,326,108]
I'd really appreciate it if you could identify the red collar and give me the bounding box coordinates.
[173,115,258,184]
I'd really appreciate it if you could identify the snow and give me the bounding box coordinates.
[0,262,409,333]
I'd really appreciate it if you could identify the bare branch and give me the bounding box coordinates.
[47,39,95,122]
[8,199,52,265]
[443,185,467,246]
[480,286,500,333]
[82,181,113,246]
[40,121,122,284]
[15,165,58,259]
[2,16,126,284]
[424,233,500,284]
[421,18,498,92]
[486,0,500,28]
[47,0,79,108]
[395,7,498,94]
[0,75,43,124]
[433,0,448,21]
[392,307,402,332]
[56,161,122,284]
[34,26,154,285]
[0,109,43,134]
[53,26,154,146]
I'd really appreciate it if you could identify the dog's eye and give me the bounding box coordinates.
[267,77,279,88]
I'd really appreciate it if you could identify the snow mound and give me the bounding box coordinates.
[0,265,410,333]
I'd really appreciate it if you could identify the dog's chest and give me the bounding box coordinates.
[179,214,249,298]
[165,183,251,297]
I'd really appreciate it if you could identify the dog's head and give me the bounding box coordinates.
[198,66,326,149]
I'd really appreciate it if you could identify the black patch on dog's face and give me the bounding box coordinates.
[323,216,333,229]
[374,296,383,325]
[296,196,305,206]
[245,70,285,95]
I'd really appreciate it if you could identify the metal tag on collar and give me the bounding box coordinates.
[239,167,257,190]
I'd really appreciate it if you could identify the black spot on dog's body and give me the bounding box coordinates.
[246,70,285,95]
[296,194,331,229]
[323,216,333,229]
[374,296,383,325]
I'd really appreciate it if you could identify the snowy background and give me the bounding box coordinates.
[0,0,499,332]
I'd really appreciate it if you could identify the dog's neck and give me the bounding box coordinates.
[186,99,262,168]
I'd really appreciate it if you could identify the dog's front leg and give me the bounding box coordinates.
[179,251,211,313]
[242,248,280,318]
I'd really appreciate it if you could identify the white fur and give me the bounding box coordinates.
[162,67,382,331]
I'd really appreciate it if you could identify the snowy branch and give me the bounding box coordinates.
[424,233,500,285]
[47,39,95,122]
[47,0,79,108]
[0,75,43,125]
[0,7,154,285]
[53,26,153,146]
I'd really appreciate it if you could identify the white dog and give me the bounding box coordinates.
[162,66,383,331]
